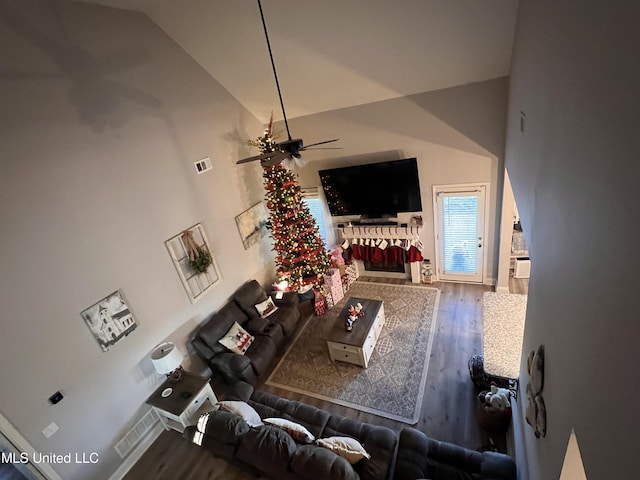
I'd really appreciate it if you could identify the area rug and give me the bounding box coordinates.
[483,292,528,379]
[266,281,440,424]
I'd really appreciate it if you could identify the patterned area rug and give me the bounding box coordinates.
[266,282,440,424]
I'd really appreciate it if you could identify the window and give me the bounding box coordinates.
[302,188,332,248]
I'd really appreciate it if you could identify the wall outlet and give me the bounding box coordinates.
[42,422,59,438]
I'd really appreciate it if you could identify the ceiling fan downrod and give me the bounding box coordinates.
[257,0,292,141]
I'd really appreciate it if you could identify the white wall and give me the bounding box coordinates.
[280,78,509,283]
[0,1,272,478]
[505,1,640,478]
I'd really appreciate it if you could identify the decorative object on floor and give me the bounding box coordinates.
[81,290,137,352]
[165,223,221,303]
[235,0,338,168]
[250,123,330,290]
[266,281,440,424]
[235,201,269,250]
[525,344,547,438]
[151,342,184,383]
[421,259,434,284]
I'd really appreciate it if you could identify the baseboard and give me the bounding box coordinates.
[107,423,164,480]
[495,286,510,294]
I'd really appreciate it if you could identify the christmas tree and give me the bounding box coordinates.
[248,118,330,291]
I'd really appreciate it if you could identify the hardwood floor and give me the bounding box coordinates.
[124,280,499,479]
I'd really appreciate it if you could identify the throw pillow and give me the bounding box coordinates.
[255,297,278,318]
[218,321,254,355]
[217,401,263,427]
[316,436,371,464]
[263,418,314,443]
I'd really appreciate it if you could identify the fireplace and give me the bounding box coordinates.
[364,260,405,273]
[339,225,424,283]
[364,251,406,273]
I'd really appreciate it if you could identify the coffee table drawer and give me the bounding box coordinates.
[327,342,364,367]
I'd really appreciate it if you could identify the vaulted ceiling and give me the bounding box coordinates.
[75,0,519,123]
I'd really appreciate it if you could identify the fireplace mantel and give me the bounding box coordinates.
[338,225,424,283]
[338,225,422,240]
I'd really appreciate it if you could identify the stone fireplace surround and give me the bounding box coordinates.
[339,225,424,283]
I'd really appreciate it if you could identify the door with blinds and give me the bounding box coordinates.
[433,184,488,283]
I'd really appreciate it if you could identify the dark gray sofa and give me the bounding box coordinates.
[191,280,300,385]
[184,387,517,480]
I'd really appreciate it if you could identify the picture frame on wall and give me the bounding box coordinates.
[165,223,221,303]
[81,290,137,352]
[235,201,269,250]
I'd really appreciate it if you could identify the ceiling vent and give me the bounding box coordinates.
[194,157,212,174]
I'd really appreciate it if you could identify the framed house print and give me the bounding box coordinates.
[81,290,137,352]
[165,223,221,303]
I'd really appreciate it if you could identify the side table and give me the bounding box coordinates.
[146,372,217,433]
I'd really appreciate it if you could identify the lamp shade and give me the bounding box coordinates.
[150,342,183,374]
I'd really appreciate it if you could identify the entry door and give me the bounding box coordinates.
[434,184,487,283]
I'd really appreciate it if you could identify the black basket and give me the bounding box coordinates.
[468,355,510,390]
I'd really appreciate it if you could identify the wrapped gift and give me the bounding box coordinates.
[325,291,335,309]
[324,268,341,288]
[341,274,350,293]
[345,263,358,285]
[314,290,327,316]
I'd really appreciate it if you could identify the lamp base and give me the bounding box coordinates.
[168,366,184,383]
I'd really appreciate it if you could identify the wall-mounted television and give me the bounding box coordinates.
[319,158,422,218]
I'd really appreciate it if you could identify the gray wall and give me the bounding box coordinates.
[506,0,640,478]
[282,77,508,283]
[0,1,272,478]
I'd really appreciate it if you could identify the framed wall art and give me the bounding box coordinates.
[235,201,269,250]
[165,223,221,303]
[81,290,137,352]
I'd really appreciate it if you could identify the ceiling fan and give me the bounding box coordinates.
[237,0,339,168]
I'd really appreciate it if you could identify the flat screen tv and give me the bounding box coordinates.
[319,158,422,217]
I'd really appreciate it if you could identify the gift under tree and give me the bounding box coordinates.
[248,117,330,291]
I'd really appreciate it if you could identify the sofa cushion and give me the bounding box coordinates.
[324,415,397,480]
[218,321,254,355]
[255,297,279,318]
[290,445,360,480]
[245,335,277,376]
[264,418,315,443]
[268,305,300,337]
[316,436,371,464]
[217,401,263,427]
[236,425,297,477]
[198,302,249,353]
[394,428,517,480]
[233,280,268,319]
[248,390,330,440]
[195,410,250,445]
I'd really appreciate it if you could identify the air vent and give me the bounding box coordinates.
[115,408,159,458]
[194,157,212,174]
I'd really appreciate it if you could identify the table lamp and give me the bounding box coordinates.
[151,342,184,383]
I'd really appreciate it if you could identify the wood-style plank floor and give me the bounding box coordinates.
[124,280,499,479]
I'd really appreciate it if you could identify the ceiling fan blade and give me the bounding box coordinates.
[236,150,282,164]
[301,138,340,149]
[261,151,289,166]
[301,147,343,151]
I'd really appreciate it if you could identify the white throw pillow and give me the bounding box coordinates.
[263,418,314,443]
[217,401,263,427]
[255,297,279,318]
[316,436,371,464]
[218,321,254,355]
